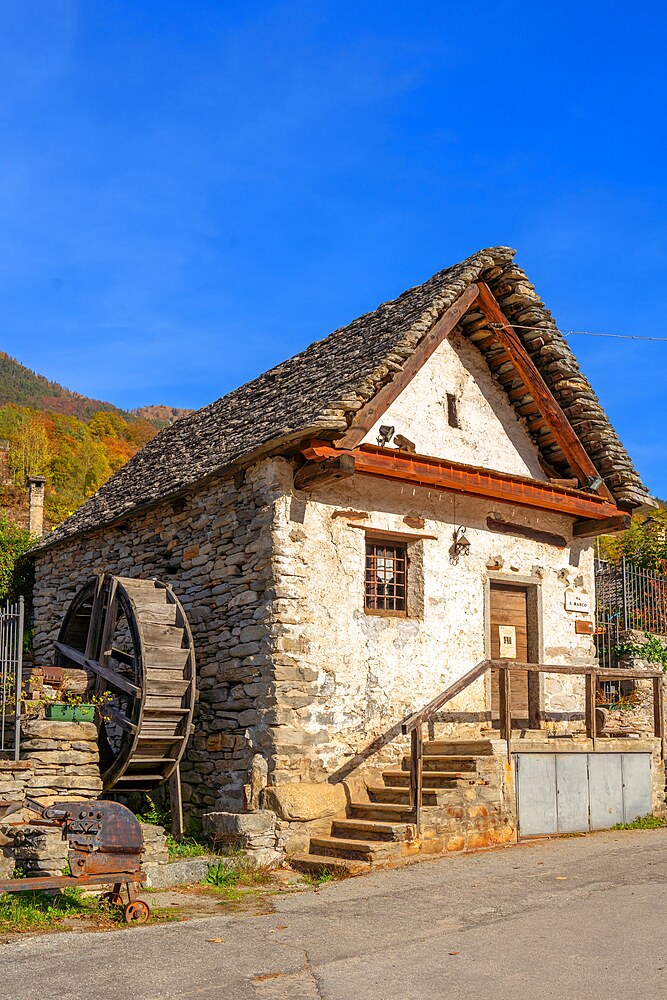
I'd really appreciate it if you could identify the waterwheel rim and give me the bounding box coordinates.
[54,575,196,792]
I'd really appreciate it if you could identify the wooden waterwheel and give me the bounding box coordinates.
[53,575,196,807]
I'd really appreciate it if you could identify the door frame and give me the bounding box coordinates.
[485,573,544,728]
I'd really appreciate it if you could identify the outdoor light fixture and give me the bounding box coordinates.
[377,425,395,447]
[452,525,471,558]
[586,474,604,492]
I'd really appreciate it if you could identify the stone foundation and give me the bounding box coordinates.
[0,719,102,803]
[202,809,283,866]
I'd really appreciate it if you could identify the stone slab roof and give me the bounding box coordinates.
[33,247,650,552]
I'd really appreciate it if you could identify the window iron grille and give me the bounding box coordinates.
[365,541,407,614]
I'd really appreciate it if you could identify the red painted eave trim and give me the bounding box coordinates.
[302,441,622,520]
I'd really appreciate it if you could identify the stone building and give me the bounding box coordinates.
[29,247,664,864]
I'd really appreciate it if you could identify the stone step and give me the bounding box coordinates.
[382,770,477,789]
[348,801,414,823]
[309,835,401,862]
[401,755,478,772]
[289,853,371,877]
[331,818,414,842]
[424,740,495,756]
[366,785,448,807]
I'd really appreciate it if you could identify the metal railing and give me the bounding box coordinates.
[400,658,665,837]
[1,597,25,760]
[595,557,667,668]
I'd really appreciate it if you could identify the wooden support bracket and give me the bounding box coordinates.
[573,515,631,538]
[294,454,355,492]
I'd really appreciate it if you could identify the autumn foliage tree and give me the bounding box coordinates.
[0,404,156,528]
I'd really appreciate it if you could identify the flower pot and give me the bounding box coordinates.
[45,703,96,722]
[73,704,96,722]
[45,703,75,721]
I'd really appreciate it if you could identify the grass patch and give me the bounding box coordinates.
[0,887,90,933]
[166,834,209,860]
[202,859,276,899]
[136,796,210,860]
[1,887,183,935]
[300,866,341,886]
[613,813,667,830]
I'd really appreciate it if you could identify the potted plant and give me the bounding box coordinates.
[26,679,111,722]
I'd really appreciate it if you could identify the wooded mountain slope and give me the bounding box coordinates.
[0,351,130,422]
[0,353,190,530]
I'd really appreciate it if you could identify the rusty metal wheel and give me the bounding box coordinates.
[99,891,123,907]
[124,900,150,923]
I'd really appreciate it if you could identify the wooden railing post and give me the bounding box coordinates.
[652,675,665,759]
[410,724,423,837]
[499,666,511,760]
[585,671,597,749]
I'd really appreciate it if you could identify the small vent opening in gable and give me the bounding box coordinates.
[446,393,460,429]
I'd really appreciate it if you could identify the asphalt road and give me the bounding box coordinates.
[2,829,666,1000]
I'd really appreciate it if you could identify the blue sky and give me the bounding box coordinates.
[1,1,667,493]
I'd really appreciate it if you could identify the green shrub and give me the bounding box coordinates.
[0,515,33,601]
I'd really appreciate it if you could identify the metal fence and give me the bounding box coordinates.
[0,597,24,760]
[595,557,667,671]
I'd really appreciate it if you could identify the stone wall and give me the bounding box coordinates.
[0,719,102,803]
[32,459,284,816]
[32,449,601,814]
[270,459,596,784]
[0,718,103,877]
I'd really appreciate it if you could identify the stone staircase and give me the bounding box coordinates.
[300,739,512,871]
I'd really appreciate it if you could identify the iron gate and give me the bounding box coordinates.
[595,557,667,672]
[1,597,24,760]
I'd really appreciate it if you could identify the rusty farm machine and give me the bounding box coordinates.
[0,575,196,920]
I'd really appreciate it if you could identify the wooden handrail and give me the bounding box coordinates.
[486,659,663,679]
[402,659,491,734]
[400,658,665,838]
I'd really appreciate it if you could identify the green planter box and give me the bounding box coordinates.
[45,703,96,722]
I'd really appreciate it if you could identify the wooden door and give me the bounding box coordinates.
[490,582,530,721]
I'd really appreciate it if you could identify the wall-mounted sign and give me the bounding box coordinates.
[498,625,517,658]
[565,590,591,614]
[575,620,595,635]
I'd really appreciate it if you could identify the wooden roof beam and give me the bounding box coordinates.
[302,441,623,521]
[572,515,631,538]
[475,282,615,502]
[333,284,480,450]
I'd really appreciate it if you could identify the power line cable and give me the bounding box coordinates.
[490,322,667,343]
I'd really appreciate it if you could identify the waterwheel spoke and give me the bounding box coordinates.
[55,575,195,801]
[53,641,141,697]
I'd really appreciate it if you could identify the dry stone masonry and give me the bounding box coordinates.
[27,246,661,864]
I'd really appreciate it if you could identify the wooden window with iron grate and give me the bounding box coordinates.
[365,540,408,615]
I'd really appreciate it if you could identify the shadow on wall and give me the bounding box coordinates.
[324,711,492,785]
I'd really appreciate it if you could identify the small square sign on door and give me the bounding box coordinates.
[498,625,517,658]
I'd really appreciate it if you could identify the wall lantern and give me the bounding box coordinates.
[452,525,471,559]
[377,424,395,447]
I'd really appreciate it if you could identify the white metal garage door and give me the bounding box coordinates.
[516,753,652,837]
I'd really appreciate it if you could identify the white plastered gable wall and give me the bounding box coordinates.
[360,329,548,480]
[269,329,597,781]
